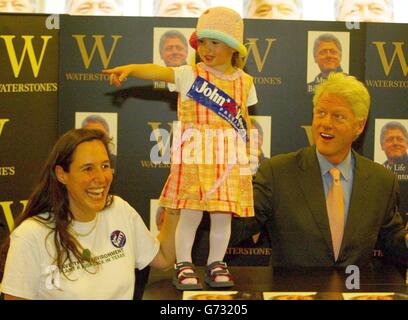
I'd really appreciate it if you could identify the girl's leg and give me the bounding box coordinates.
[207,212,232,282]
[175,209,203,284]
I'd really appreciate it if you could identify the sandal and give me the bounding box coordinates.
[205,261,234,288]
[172,261,202,291]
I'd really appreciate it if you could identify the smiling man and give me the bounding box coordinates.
[381,121,408,169]
[335,0,394,22]
[0,0,36,12]
[232,73,408,267]
[243,0,302,20]
[154,0,210,17]
[159,30,188,67]
[66,0,123,15]
[308,33,344,93]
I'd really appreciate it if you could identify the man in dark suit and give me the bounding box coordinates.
[233,72,408,267]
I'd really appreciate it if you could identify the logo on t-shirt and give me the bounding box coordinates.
[110,230,126,248]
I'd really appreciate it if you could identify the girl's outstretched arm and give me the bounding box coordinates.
[103,64,175,87]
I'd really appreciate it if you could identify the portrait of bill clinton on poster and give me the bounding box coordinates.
[307,31,350,93]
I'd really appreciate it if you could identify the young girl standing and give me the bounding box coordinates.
[104,6,258,290]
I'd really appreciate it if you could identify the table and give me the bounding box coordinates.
[143,263,408,300]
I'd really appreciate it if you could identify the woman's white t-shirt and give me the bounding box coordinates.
[1,196,159,300]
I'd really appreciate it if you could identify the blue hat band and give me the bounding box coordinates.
[197,29,247,57]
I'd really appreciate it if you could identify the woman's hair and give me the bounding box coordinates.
[0,129,114,281]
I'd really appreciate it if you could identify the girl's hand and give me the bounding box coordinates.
[103,64,175,85]
[102,65,133,87]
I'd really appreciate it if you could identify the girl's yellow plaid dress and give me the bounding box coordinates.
[159,62,256,217]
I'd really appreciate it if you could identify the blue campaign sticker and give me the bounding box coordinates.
[110,230,126,248]
[187,76,248,142]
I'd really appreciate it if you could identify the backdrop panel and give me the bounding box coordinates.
[364,23,408,228]
[1,15,407,265]
[58,16,403,265]
[0,14,58,243]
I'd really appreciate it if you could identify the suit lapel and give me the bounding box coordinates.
[341,151,370,251]
[296,146,334,252]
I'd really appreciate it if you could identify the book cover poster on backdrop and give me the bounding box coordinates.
[374,119,408,226]
[152,27,195,89]
[365,23,408,225]
[306,30,350,93]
